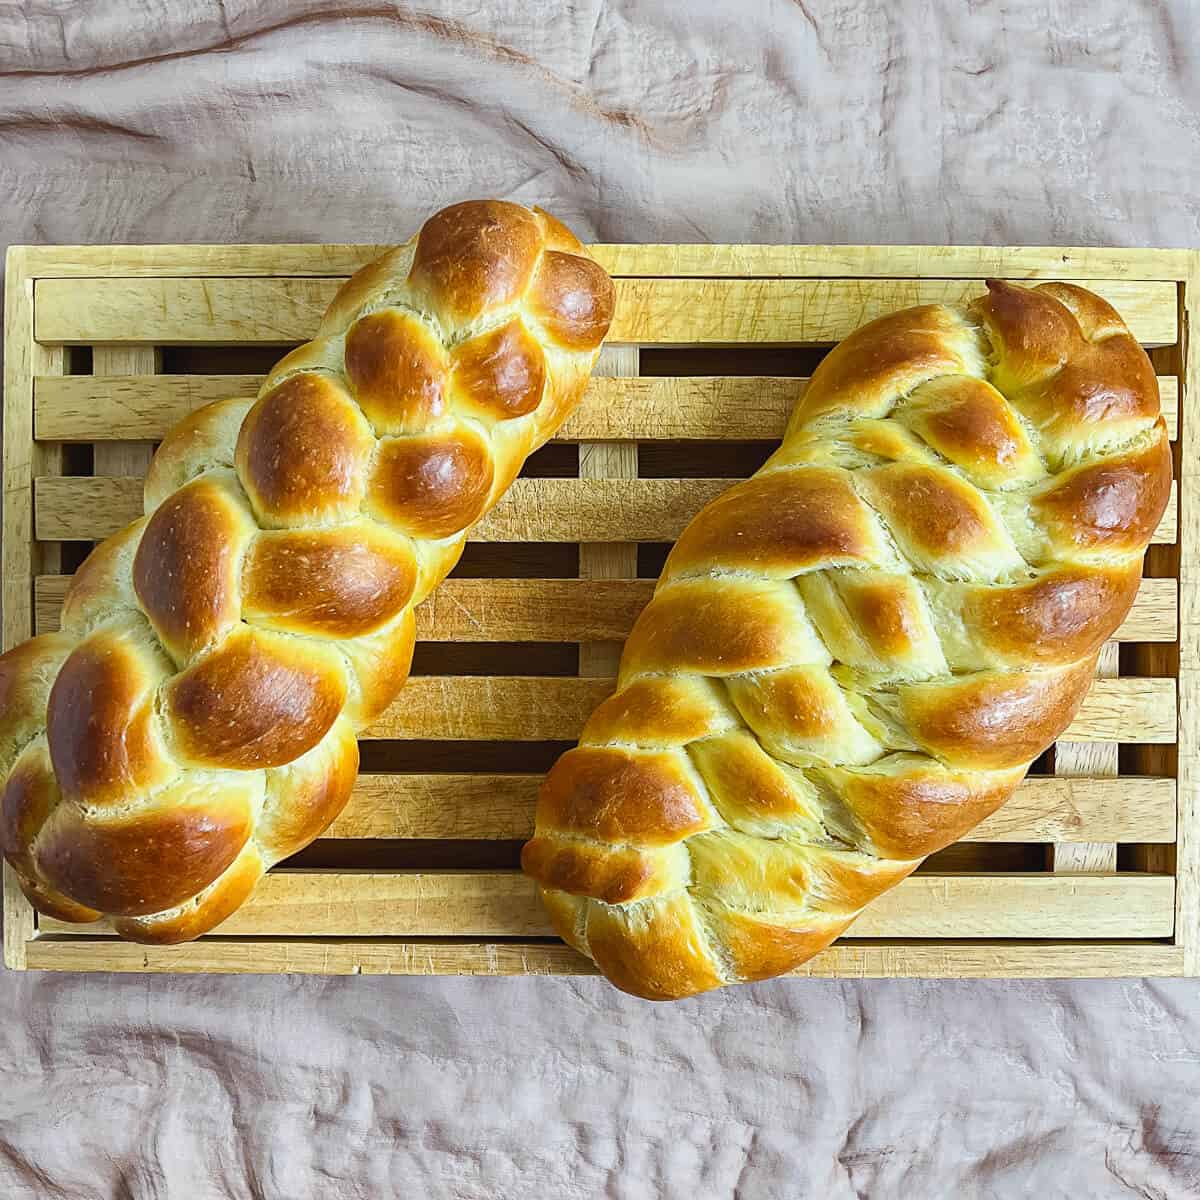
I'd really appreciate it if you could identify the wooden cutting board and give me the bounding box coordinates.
[4,241,1194,979]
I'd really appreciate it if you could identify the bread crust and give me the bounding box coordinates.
[524,279,1171,999]
[0,201,614,939]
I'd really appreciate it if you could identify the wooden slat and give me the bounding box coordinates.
[592,244,1198,282]
[32,475,733,542]
[35,373,267,441]
[34,575,658,640]
[359,675,1174,742]
[33,373,1182,444]
[2,617,1168,738]
[16,242,1197,281]
[18,243,397,279]
[1162,480,1180,543]
[325,773,1175,843]
[38,373,240,440]
[34,375,802,443]
[3,248,63,970]
[1112,578,1178,641]
[25,937,597,976]
[579,345,639,677]
[36,276,336,345]
[364,677,613,740]
[38,871,1174,939]
[1161,375,1181,439]
[1178,261,1200,973]
[415,578,652,643]
[35,475,141,540]
[89,350,158,461]
[6,597,1173,737]
[330,773,544,839]
[34,277,1179,346]
[33,936,1191,977]
[20,938,1185,978]
[854,874,1173,938]
[4,251,62,644]
[785,942,1184,979]
[1126,545,1180,877]
[89,349,156,540]
[1051,642,1120,871]
[31,574,1178,645]
[30,474,1183,545]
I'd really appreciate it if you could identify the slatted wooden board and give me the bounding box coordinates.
[4,242,1197,980]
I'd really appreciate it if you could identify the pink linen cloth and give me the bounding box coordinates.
[1,3,1198,1195]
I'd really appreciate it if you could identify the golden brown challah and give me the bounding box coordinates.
[0,200,614,942]
[523,280,1171,1000]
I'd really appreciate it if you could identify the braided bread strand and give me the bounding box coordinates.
[1,200,614,942]
[523,280,1171,1000]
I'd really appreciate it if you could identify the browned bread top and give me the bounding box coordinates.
[0,200,614,942]
[524,280,1170,1000]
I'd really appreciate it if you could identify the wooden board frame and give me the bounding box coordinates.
[3,241,1196,980]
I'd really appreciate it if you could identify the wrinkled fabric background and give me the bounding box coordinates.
[2,3,1200,1197]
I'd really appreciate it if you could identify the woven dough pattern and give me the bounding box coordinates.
[0,200,613,942]
[524,280,1172,999]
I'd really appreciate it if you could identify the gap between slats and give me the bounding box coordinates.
[29,475,1183,545]
[37,872,1176,940]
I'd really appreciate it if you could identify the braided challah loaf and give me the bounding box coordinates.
[0,200,614,942]
[523,280,1171,1000]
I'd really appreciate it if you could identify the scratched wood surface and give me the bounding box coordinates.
[26,474,1185,545]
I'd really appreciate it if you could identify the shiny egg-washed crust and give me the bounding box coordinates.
[523,280,1171,1000]
[0,200,613,941]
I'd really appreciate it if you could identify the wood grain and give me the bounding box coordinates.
[33,372,1181,443]
[34,277,1178,346]
[579,345,639,678]
[1050,642,1121,872]
[355,675,1175,743]
[22,937,1185,978]
[1177,261,1200,972]
[4,250,62,645]
[15,241,1197,281]
[321,773,1175,843]
[32,575,1176,645]
[30,474,1183,545]
[33,574,656,641]
[2,247,63,969]
[363,676,614,740]
[38,871,1175,940]
[589,244,1199,283]
[90,346,157,503]
[24,937,597,976]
